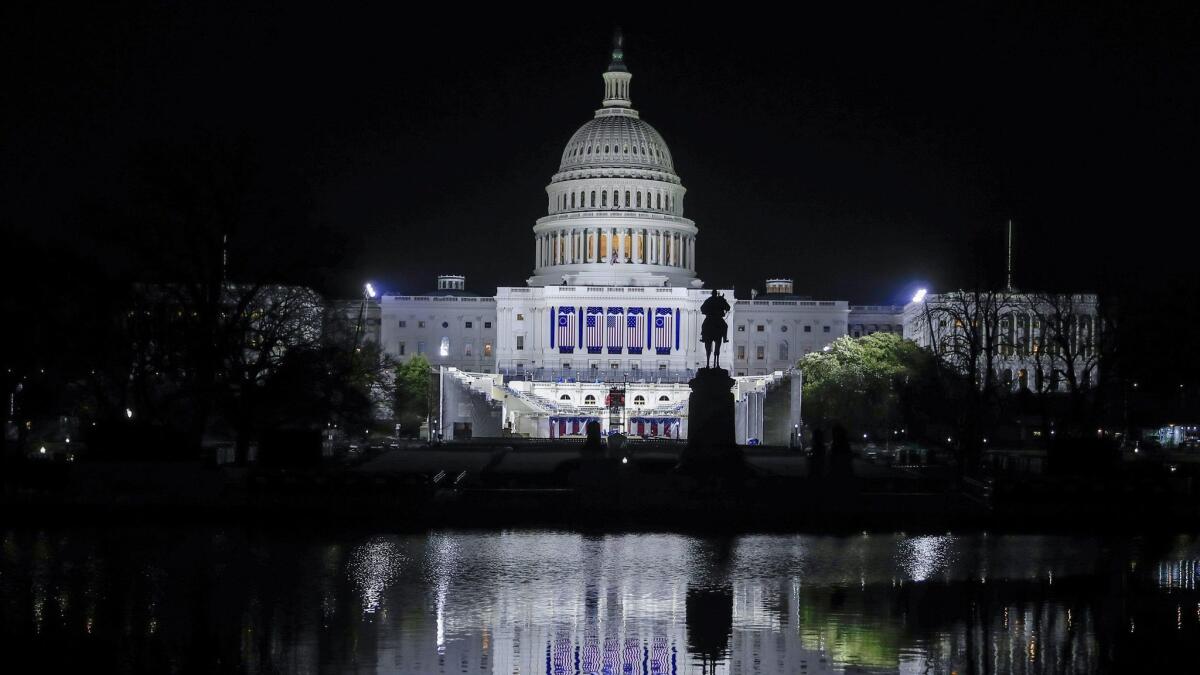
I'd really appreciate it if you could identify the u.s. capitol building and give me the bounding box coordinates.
[365,34,1031,441]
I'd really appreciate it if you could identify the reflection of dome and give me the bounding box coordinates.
[558,114,675,173]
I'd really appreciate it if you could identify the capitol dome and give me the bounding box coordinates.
[558,113,675,173]
[528,29,699,289]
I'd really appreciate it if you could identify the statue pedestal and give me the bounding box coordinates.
[678,368,743,475]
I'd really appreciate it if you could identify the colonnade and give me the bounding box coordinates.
[535,227,695,270]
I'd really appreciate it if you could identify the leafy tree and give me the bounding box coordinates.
[798,333,941,438]
[393,355,432,434]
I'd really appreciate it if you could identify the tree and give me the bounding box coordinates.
[798,333,940,438]
[393,355,432,435]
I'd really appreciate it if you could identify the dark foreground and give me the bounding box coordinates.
[2,526,1198,673]
[3,441,1198,532]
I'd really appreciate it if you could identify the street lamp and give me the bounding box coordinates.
[355,281,376,345]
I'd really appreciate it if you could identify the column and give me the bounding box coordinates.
[619,227,626,262]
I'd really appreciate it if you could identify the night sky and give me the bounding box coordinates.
[5,3,1198,306]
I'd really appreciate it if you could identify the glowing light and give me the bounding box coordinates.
[125,408,133,419]
[39,446,46,454]
[621,457,628,464]
[912,288,927,303]
[365,282,376,298]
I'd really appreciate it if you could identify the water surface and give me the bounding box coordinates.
[2,528,1197,673]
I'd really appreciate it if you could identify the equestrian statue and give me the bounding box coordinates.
[700,290,730,369]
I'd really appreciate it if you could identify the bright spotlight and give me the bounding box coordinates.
[365,282,376,298]
[912,288,927,303]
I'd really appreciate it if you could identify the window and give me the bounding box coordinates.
[756,325,765,332]
[441,321,449,328]
[399,320,407,328]
[756,346,765,360]
[483,342,493,356]
[625,190,630,207]
[465,321,473,328]
[484,321,492,328]
[602,191,607,207]
[439,337,450,357]
[590,191,596,207]
[658,363,667,371]
[418,321,426,328]
[417,341,426,355]
[737,346,746,360]
[823,326,831,333]
[570,193,575,208]
[516,313,524,321]
[560,394,572,402]
[780,325,788,333]
[584,394,597,405]
[637,192,642,207]
[737,325,746,332]
[590,362,599,370]
[633,395,646,406]
[778,342,788,361]
[562,362,572,370]
[610,362,620,370]
[464,342,473,356]
[516,335,524,350]
[399,341,406,355]
[804,325,812,333]
[658,395,670,402]
[630,362,639,370]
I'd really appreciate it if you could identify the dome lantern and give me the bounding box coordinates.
[602,27,632,108]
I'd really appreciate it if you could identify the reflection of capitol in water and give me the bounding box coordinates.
[5,529,1200,672]
[344,533,1120,674]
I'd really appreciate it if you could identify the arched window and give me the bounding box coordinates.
[656,194,662,210]
[658,395,670,403]
[587,145,592,154]
[584,394,596,405]
[590,191,596,207]
[633,395,646,406]
[623,144,629,153]
[636,192,642,208]
[625,191,631,208]
[778,341,788,361]
[604,145,609,153]
[559,394,572,402]
[570,193,575,208]
[601,191,607,207]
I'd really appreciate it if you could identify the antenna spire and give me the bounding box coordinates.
[1005,219,1014,291]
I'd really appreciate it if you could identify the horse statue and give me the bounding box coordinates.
[699,290,730,369]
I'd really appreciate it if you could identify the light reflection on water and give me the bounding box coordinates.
[1,529,1199,673]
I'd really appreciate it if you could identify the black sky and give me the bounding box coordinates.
[5,3,1199,305]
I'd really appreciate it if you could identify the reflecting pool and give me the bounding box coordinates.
[2,528,1197,673]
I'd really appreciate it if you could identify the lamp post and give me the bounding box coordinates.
[354,281,376,346]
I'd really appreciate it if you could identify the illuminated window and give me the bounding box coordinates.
[516,313,524,320]
[737,325,746,332]
[483,342,492,356]
[756,346,764,360]
[439,337,449,357]
[737,346,746,360]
